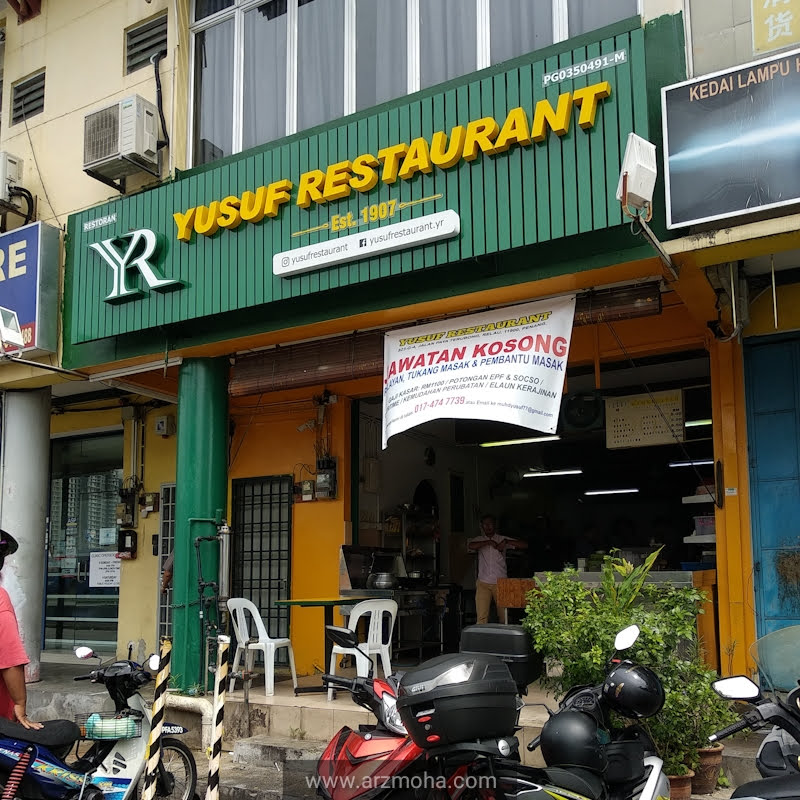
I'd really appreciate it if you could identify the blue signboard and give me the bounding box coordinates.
[0,222,59,354]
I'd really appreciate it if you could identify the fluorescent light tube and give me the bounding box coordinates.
[479,435,560,447]
[684,419,712,428]
[524,469,583,478]
[584,488,640,495]
[668,459,714,467]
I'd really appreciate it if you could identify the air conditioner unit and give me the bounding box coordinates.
[83,95,159,181]
[0,152,24,203]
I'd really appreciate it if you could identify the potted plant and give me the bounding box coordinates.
[642,657,736,794]
[523,551,734,796]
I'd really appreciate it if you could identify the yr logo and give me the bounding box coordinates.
[90,229,182,303]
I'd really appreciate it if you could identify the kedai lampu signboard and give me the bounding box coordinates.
[662,47,800,228]
[0,222,60,355]
[381,295,576,448]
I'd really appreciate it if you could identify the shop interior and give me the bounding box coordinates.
[353,349,717,638]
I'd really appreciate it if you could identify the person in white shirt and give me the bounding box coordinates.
[468,514,527,624]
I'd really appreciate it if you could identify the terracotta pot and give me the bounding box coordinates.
[692,744,725,795]
[668,770,695,800]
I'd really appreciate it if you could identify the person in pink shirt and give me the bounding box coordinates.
[468,514,527,624]
[0,530,42,730]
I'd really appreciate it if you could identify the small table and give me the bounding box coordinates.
[275,596,371,693]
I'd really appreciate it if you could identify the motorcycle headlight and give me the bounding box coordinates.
[381,694,407,736]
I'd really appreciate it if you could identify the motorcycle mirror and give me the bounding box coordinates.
[614,625,640,651]
[326,625,375,677]
[148,654,160,672]
[75,646,96,660]
[713,675,761,701]
[326,625,359,651]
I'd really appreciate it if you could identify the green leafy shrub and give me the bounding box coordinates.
[523,551,737,776]
[641,658,737,776]
[523,550,704,695]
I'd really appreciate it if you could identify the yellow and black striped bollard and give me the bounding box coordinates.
[142,637,172,800]
[206,635,230,800]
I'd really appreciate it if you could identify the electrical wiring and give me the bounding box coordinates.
[22,114,62,229]
[8,186,34,224]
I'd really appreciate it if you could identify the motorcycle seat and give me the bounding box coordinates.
[733,774,800,800]
[543,767,606,800]
[0,718,82,749]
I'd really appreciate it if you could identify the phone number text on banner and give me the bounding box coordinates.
[382,295,577,448]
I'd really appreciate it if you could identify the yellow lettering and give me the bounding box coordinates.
[264,179,293,217]
[378,143,408,184]
[8,242,26,278]
[430,126,465,168]
[296,170,326,208]
[241,187,268,223]
[398,137,433,180]
[194,203,220,237]
[173,208,196,242]
[571,81,611,130]
[322,161,353,203]
[217,196,242,230]
[491,107,532,153]
[531,91,572,142]
[462,117,500,161]
[349,154,380,192]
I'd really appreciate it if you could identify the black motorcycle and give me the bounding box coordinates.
[710,624,800,798]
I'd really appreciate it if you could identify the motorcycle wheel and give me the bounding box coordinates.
[138,738,198,800]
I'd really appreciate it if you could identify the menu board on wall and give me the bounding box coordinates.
[605,390,684,449]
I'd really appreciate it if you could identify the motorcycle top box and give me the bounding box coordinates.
[460,623,543,692]
[396,653,519,747]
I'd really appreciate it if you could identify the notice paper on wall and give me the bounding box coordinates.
[605,389,684,449]
[89,551,121,588]
[98,527,117,546]
[382,295,576,448]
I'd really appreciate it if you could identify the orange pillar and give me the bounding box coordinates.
[708,335,757,676]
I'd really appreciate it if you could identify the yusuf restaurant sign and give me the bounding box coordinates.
[382,296,576,448]
[67,20,648,345]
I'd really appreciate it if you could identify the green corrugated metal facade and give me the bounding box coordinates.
[67,19,649,347]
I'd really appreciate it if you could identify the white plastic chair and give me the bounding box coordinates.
[227,597,298,697]
[328,599,398,701]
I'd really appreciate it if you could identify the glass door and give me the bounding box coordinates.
[46,434,123,654]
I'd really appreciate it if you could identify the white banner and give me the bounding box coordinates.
[273,210,460,277]
[382,295,576,448]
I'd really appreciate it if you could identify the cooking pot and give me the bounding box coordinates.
[366,572,397,589]
[407,570,424,580]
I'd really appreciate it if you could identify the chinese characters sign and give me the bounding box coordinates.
[754,0,800,53]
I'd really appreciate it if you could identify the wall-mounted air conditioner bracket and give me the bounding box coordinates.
[84,168,126,194]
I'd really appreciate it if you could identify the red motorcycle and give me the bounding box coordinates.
[315,626,520,800]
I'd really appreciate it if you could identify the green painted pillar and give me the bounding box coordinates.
[172,357,229,692]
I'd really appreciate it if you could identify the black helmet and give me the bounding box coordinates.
[540,710,607,773]
[0,530,18,558]
[602,661,664,719]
